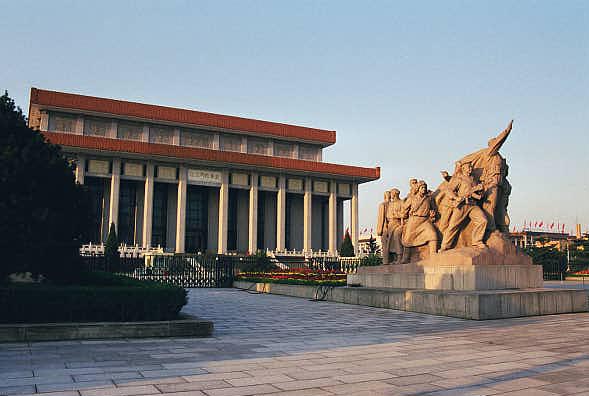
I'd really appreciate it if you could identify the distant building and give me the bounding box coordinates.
[28,88,380,255]
[509,230,572,250]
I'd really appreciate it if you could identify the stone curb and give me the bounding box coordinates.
[234,281,588,320]
[0,314,213,342]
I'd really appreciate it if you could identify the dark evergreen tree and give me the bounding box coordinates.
[104,223,120,270]
[0,91,92,281]
[368,233,379,254]
[339,230,355,257]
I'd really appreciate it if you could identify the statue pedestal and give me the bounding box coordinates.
[345,243,587,319]
[348,246,542,291]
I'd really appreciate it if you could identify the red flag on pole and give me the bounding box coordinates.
[550,222,554,230]
[538,221,543,228]
[534,221,538,228]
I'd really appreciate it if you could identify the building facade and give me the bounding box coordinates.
[28,88,380,255]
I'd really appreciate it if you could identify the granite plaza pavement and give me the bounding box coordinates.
[2,283,589,396]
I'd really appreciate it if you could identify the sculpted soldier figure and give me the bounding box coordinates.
[401,180,438,257]
[408,178,419,199]
[457,121,513,232]
[440,162,488,251]
[387,188,405,264]
[433,171,454,235]
[374,121,515,263]
[376,191,392,264]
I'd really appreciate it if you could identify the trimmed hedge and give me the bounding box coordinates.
[0,272,187,324]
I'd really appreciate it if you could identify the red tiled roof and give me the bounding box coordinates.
[43,132,380,181]
[30,88,336,145]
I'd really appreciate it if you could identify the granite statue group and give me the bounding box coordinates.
[377,121,513,265]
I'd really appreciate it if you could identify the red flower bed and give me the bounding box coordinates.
[237,267,346,286]
[572,269,589,275]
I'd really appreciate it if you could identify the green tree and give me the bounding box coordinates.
[339,230,355,257]
[0,91,92,281]
[367,233,378,254]
[570,238,589,272]
[104,223,120,270]
[524,244,567,280]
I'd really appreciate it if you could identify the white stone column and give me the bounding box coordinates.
[175,167,187,253]
[218,171,229,254]
[142,164,154,248]
[142,124,150,142]
[241,136,248,153]
[276,176,286,252]
[75,156,85,185]
[75,116,84,135]
[293,144,300,159]
[109,120,118,139]
[108,159,121,232]
[351,183,359,256]
[303,177,312,253]
[248,173,258,254]
[172,128,181,145]
[328,180,338,255]
[40,111,49,131]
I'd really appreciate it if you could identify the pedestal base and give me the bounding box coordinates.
[234,281,588,320]
[340,244,586,319]
[350,244,542,291]
[348,264,543,291]
[340,287,587,320]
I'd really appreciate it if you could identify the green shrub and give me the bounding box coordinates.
[339,231,355,257]
[239,251,278,272]
[0,272,187,323]
[360,253,382,267]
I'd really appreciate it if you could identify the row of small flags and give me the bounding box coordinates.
[514,221,566,233]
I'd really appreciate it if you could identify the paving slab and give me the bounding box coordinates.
[1,288,589,395]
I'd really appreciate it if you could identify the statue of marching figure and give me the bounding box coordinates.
[400,180,438,260]
[378,120,514,264]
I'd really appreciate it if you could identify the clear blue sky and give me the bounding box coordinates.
[2,1,588,234]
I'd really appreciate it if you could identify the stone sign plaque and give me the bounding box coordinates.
[260,175,277,188]
[338,183,351,196]
[88,159,110,175]
[188,169,223,185]
[314,180,329,194]
[287,178,303,191]
[231,173,249,186]
[124,163,144,177]
[157,166,177,180]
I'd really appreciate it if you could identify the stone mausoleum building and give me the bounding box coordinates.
[28,88,379,255]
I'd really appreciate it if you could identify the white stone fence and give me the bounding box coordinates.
[79,243,164,258]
